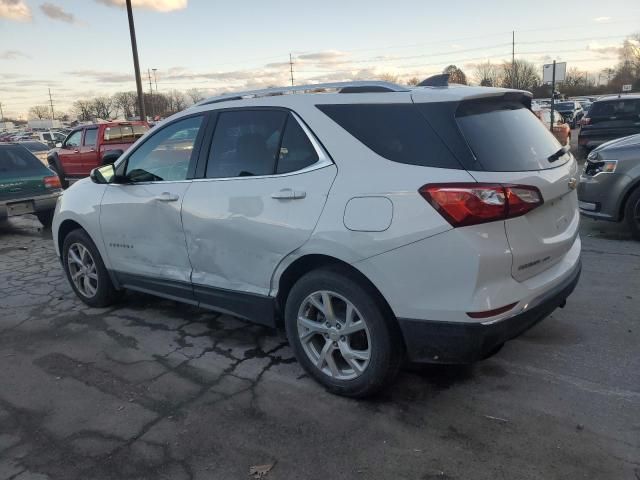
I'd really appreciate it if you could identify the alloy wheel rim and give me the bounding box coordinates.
[297,290,371,380]
[67,243,98,298]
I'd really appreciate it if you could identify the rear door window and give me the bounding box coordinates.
[276,114,319,174]
[84,128,98,147]
[456,100,564,172]
[317,104,462,169]
[206,110,287,178]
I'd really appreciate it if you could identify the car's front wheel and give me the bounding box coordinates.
[625,187,640,241]
[62,229,121,307]
[285,267,403,397]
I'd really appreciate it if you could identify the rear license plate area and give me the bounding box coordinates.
[7,201,35,216]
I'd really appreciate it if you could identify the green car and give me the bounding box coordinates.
[0,143,63,228]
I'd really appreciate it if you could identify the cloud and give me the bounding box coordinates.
[39,2,76,23]
[587,42,622,56]
[0,0,32,21]
[0,49,30,60]
[95,0,187,12]
[297,50,349,62]
[593,16,611,22]
[65,70,135,83]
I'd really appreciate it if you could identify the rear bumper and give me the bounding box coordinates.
[398,259,581,364]
[0,192,60,219]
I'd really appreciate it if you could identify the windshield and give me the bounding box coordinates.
[19,141,49,152]
[457,101,564,172]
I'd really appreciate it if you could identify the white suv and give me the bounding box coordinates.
[53,80,581,397]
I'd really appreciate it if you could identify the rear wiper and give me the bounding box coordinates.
[548,145,570,162]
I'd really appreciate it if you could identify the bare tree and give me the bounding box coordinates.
[166,90,187,114]
[113,91,137,119]
[406,77,420,86]
[473,61,502,87]
[378,72,400,84]
[29,105,50,119]
[443,65,467,85]
[564,67,587,87]
[73,100,93,121]
[91,96,115,119]
[186,88,205,104]
[501,59,540,91]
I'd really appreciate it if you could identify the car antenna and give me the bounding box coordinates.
[417,74,450,87]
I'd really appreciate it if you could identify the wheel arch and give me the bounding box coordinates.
[619,177,640,221]
[274,254,399,334]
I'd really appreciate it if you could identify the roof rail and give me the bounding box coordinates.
[194,81,410,107]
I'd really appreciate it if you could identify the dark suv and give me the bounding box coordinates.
[554,101,584,128]
[578,94,640,157]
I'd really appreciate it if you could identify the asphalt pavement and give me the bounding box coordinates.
[0,214,638,480]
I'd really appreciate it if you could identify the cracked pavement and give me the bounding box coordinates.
[0,215,639,479]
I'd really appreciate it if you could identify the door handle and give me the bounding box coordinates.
[154,192,179,202]
[73,150,79,153]
[271,188,306,200]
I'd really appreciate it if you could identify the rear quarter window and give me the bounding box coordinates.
[316,104,463,169]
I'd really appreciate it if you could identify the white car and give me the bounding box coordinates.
[53,80,581,397]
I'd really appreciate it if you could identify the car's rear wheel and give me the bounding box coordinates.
[624,187,640,241]
[62,229,121,307]
[285,267,403,397]
[36,210,54,229]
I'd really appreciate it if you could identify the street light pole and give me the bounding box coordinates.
[126,0,146,121]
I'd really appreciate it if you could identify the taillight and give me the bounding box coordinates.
[581,117,591,126]
[44,175,62,189]
[419,183,543,227]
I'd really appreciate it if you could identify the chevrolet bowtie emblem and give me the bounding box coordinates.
[568,177,578,190]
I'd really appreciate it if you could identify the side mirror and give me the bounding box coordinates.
[90,164,116,184]
[101,149,123,165]
[55,142,63,148]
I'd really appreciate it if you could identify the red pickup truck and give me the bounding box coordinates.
[47,121,148,187]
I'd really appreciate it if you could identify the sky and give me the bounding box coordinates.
[1,0,640,119]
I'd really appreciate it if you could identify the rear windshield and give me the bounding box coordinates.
[456,101,564,172]
[0,146,47,179]
[555,102,574,110]
[103,124,149,142]
[19,141,48,152]
[588,99,640,118]
[316,104,462,169]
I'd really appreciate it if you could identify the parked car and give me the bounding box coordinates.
[578,95,640,158]
[53,81,581,397]
[578,134,640,239]
[34,130,67,148]
[554,101,584,128]
[0,143,62,228]
[48,121,149,188]
[534,109,571,145]
[18,140,50,164]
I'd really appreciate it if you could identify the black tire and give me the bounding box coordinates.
[36,209,54,229]
[62,228,121,307]
[48,159,69,189]
[284,267,403,397]
[624,187,640,241]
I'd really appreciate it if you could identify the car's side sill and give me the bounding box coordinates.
[113,271,276,327]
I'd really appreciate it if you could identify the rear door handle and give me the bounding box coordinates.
[155,192,179,202]
[271,188,306,200]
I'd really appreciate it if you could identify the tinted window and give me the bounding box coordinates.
[65,131,82,148]
[206,110,287,178]
[42,133,52,141]
[125,115,202,182]
[84,128,98,147]
[276,115,319,174]
[457,101,563,172]
[0,146,45,179]
[555,102,575,110]
[317,104,462,169]
[104,124,149,142]
[20,141,48,152]
[589,99,640,119]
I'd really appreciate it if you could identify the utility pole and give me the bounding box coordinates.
[289,53,294,87]
[48,88,55,120]
[126,0,146,121]
[152,68,158,92]
[147,68,154,118]
[511,30,515,89]
[0,102,4,122]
